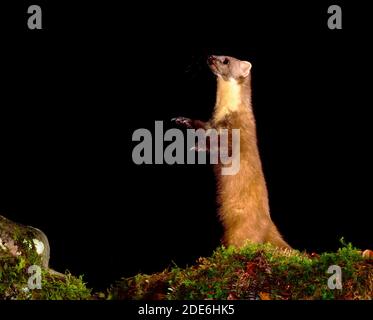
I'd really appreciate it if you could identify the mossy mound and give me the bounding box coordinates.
[0,215,91,300]
[109,241,373,300]
[0,251,92,300]
[1,213,371,300]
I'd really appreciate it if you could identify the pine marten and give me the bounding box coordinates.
[174,55,291,249]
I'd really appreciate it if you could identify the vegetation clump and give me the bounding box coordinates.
[0,248,92,300]
[1,237,372,300]
[109,241,373,300]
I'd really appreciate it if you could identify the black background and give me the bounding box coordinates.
[1,1,372,291]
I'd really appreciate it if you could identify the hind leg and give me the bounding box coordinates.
[265,223,292,250]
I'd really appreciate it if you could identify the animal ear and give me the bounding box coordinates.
[240,61,252,78]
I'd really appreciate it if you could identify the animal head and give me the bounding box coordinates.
[207,55,252,81]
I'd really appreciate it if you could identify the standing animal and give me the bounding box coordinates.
[173,55,291,249]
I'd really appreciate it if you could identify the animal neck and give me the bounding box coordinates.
[213,76,252,123]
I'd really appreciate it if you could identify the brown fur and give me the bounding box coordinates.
[210,59,290,249]
[174,55,291,249]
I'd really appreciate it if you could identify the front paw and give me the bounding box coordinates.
[171,116,193,129]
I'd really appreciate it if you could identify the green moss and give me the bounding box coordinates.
[0,251,91,300]
[109,240,373,300]
[36,272,92,300]
[1,238,372,300]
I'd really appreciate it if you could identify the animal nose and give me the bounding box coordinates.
[207,55,216,65]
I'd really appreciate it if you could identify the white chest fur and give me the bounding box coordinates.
[213,78,242,123]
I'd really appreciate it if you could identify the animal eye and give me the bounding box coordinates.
[223,58,229,65]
